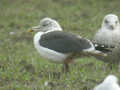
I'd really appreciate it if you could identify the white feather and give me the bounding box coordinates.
[94,14,120,47]
[93,75,120,90]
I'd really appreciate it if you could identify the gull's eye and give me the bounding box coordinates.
[42,21,50,27]
[105,20,109,24]
[42,24,47,27]
[42,23,49,27]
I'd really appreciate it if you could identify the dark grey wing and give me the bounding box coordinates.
[40,31,92,53]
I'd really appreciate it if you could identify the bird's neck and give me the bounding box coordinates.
[45,27,63,33]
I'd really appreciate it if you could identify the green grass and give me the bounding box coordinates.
[0,0,120,89]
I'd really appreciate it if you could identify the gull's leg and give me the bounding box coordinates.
[118,62,120,72]
[62,58,71,72]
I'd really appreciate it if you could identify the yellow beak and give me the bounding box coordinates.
[28,29,34,32]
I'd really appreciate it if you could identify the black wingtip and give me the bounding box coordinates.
[92,41,114,53]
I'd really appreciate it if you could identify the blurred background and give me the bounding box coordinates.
[0,0,120,89]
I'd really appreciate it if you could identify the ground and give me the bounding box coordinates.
[0,0,120,89]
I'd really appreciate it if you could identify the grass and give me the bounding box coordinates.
[0,0,120,89]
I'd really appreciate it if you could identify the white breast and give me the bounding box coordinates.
[33,32,68,63]
[94,29,120,47]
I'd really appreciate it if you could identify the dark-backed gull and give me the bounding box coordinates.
[93,14,120,49]
[28,17,106,72]
[93,75,120,90]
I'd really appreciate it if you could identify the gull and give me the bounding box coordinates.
[93,14,120,70]
[28,17,106,72]
[93,14,120,49]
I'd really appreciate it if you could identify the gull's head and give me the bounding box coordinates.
[103,75,118,84]
[28,17,62,32]
[102,14,120,30]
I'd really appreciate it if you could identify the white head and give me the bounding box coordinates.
[103,75,118,84]
[29,17,62,32]
[101,14,120,30]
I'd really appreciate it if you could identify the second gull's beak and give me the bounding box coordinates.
[28,29,34,32]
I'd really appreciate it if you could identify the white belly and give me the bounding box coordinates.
[33,32,68,63]
[94,29,120,47]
